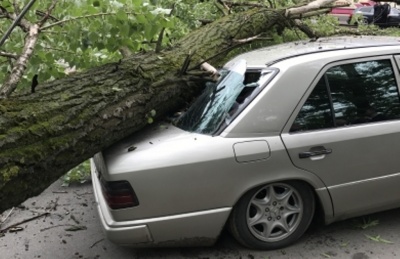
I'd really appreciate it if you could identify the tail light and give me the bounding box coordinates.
[100,179,139,209]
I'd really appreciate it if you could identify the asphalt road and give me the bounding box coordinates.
[1,179,400,259]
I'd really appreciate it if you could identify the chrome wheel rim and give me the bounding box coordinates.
[246,183,303,242]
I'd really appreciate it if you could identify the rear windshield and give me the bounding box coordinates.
[175,62,276,135]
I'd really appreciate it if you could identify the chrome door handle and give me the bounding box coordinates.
[299,148,332,159]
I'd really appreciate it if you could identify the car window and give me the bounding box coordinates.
[291,59,400,133]
[175,60,276,135]
[174,63,246,135]
[290,76,334,132]
[360,7,372,12]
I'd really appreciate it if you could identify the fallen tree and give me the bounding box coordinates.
[0,0,337,212]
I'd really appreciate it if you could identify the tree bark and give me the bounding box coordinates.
[0,2,334,212]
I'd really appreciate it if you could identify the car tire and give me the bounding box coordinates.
[228,181,315,250]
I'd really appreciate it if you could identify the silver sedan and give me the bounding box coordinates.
[91,36,400,249]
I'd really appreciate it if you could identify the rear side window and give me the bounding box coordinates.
[360,7,372,13]
[291,59,400,132]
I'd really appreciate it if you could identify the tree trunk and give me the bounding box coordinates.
[0,2,333,212]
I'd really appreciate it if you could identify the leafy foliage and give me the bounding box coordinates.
[0,0,180,91]
[62,160,90,186]
[353,217,380,230]
[156,0,220,40]
[3,0,400,93]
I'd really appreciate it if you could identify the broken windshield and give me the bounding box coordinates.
[175,60,248,135]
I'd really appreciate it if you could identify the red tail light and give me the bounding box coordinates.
[100,179,139,209]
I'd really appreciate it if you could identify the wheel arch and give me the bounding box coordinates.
[229,177,334,225]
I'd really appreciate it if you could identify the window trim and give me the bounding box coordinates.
[324,74,337,127]
[283,55,400,135]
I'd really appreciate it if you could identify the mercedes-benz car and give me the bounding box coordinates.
[91,36,400,250]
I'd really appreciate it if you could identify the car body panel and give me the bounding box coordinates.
[233,140,271,162]
[92,160,231,246]
[282,122,400,219]
[99,124,328,222]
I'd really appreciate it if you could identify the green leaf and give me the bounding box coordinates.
[116,9,128,21]
[365,234,394,244]
[136,14,147,24]
[132,0,143,7]
[86,6,98,14]
[120,23,130,37]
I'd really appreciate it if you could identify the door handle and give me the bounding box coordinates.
[299,148,332,159]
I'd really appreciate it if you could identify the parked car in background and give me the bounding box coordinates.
[330,6,359,24]
[91,36,400,250]
[353,5,400,26]
[329,0,375,24]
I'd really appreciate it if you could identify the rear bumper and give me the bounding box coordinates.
[90,160,231,247]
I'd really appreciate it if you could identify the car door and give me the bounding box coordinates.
[357,6,373,23]
[387,8,400,26]
[281,56,400,220]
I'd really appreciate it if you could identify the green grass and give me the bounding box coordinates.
[353,217,379,230]
[62,160,91,186]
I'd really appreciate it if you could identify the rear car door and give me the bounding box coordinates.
[387,8,400,26]
[281,56,400,220]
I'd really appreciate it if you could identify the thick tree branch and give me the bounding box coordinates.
[293,19,318,39]
[0,0,338,212]
[0,0,62,98]
[233,33,273,43]
[290,9,331,19]
[0,24,40,98]
[285,0,338,17]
